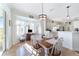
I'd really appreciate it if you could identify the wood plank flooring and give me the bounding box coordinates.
[2,41,79,56]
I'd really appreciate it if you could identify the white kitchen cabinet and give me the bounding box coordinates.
[72,32,79,51]
[58,31,79,51]
[58,31,72,49]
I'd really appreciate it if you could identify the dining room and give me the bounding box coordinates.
[1,3,79,56]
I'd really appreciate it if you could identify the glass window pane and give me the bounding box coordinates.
[0,8,4,55]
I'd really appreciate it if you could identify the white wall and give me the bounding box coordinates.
[72,21,79,29]
[11,12,18,45]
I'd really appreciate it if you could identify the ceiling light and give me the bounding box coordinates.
[39,3,47,20]
[65,5,71,23]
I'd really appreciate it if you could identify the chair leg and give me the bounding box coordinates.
[53,47,56,56]
[50,47,55,56]
[53,48,61,56]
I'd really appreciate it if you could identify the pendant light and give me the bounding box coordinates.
[65,5,71,24]
[39,3,47,20]
[66,5,70,20]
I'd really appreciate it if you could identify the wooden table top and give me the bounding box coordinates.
[38,40,53,48]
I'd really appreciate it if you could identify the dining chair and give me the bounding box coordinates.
[19,34,26,42]
[31,34,43,56]
[50,38,63,56]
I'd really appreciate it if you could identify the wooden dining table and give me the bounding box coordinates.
[38,38,58,56]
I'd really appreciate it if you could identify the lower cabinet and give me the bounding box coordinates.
[72,32,79,51]
[58,31,79,51]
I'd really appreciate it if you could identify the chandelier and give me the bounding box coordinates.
[39,3,47,20]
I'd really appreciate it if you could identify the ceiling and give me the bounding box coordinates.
[7,3,79,21]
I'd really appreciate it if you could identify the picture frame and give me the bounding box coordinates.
[9,20,11,26]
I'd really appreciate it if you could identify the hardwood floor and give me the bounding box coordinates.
[2,41,79,56]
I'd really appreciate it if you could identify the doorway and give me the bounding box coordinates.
[0,8,6,55]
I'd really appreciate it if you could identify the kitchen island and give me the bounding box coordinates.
[58,31,79,51]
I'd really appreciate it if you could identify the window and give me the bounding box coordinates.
[0,7,5,55]
[29,23,34,33]
[16,20,26,36]
[25,25,28,33]
[38,24,42,34]
[16,16,42,35]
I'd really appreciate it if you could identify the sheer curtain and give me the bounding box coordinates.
[16,20,26,36]
[38,24,42,34]
[29,23,34,33]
